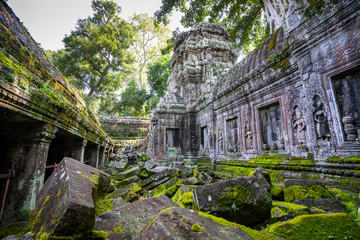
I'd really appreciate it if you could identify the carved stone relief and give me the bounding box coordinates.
[313,95,330,140]
[244,120,253,150]
[292,106,306,145]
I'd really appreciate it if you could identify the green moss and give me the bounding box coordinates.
[271,207,287,218]
[193,168,199,178]
[218,185,250,208]
[0,222,32,238]
[171,187,192,208]
[198,211,279,240]
[36,226,50,240]
[272,201,310,214]
[327,156,360,164]
[270,170,285,183]
[182,192,194,207]
[91,230,108,239]
[284,185,333,202]
[191,223,206,233]
[217,165,255,176]
[328,188,358,218]
[266,213,360,240]
[151,184,167,197]
[270,185,284,200]
[95,199,113,217]
[268,38,277,52]
[112,224,123,234]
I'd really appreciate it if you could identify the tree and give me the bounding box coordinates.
[128,13,171,90]
[155,0,287,53]
[147,54,171,98]
[116,80,151,116]
[61,0,135,96]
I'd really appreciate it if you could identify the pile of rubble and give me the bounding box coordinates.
[1,154,359,240]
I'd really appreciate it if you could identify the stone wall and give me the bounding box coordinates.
[0,2,112,225]
[100,116,150,150]
[149,0,360,161]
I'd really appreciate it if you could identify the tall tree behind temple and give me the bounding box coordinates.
[128,13,171,90]
[155,0,290,53]
[53,0,135,97]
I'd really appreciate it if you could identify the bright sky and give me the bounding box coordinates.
[7,0,184,51]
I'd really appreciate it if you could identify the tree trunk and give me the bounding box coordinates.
[263,0,287,33]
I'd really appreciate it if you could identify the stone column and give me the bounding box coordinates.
[64,138,87,163]
[1,123,57,225]
[89,145,100,168]
[99,146,105,167]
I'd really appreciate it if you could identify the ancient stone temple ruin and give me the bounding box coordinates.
[100,116,150,152]
[149,0,360,162]
[0,2,112,225]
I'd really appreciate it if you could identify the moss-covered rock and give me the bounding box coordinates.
[140,207,280,240]
[93,195,177,240]
[193,175,272,226]
[0,221,31,239]
[32,158,113,239]
[266,213,360,240]
[270,185,284,201]
[171,185,193,208]
[272,201,310,214]
[284,184,334,202]
[327,156,360,164]
[271,207,287,218]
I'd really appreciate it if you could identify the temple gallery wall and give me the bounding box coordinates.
[0,1,112,225]
[148,0,360,161]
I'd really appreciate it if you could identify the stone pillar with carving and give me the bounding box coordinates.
[64,138,87,162]
[342,116,358,141]
[1,123,58,224]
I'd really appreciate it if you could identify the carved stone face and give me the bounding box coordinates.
[294,107,301,119]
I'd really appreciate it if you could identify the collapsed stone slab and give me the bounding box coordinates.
[140,207,255,240]
[32,157,112,239]
[93,195,178,239]
[193,175,272,225]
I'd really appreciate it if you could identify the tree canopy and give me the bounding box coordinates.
[60,0,134,97]
[147,54,171,98]
[128,13,171,90]
[155,0,271,53]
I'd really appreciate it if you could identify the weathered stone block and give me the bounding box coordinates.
[193,175,272,225]
[293,198,347,213]
[93,195,178,239]
[140,207,279,240]
[33,157,112,239]
[113,166,140,181]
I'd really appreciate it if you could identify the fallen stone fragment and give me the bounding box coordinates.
[140,207,280,240]
[293,198,347,213]
[33,157,113,239]
[140,166,175,189]
[184,176,203,185]
[113,166,140,181]
[272,201,310,214]
[193,175,272,225]
[93,195,178,240]
[266,213,360,240]
[115,175,139,187]
[109,182,142,202]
